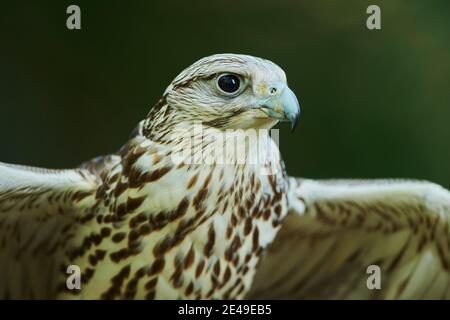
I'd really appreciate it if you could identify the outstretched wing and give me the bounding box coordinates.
[0,162,100,298]
[248,178,450,299]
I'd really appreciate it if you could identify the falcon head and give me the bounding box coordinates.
[163,53,300,131]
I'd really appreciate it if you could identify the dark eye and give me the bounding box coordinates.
[217,74,241,94]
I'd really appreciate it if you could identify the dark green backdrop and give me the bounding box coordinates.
[1,0,449,187]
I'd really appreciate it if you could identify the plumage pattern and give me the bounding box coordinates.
[249,179,450,299]
[1,53,450,300]
[0,54,290,299]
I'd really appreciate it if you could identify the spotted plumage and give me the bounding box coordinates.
[1,54,450,300]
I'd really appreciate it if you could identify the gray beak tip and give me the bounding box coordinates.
[290,113,299,132]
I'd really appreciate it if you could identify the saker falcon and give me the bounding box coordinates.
[1,54,450,300]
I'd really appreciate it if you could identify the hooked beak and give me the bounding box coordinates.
[258,83,300,131]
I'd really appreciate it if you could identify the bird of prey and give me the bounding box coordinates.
[1,54,450,300]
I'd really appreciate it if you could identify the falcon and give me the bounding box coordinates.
[1,53,450,300]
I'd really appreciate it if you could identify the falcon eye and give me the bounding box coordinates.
[217,74,241,94]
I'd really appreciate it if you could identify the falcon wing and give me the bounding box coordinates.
[0,161,100,298]
[248,178,450,299]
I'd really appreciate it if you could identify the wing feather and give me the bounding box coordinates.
[0,161,100,298]
[248,178,450,299]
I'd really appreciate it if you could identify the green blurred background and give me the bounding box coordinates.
[0,0,449,187]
